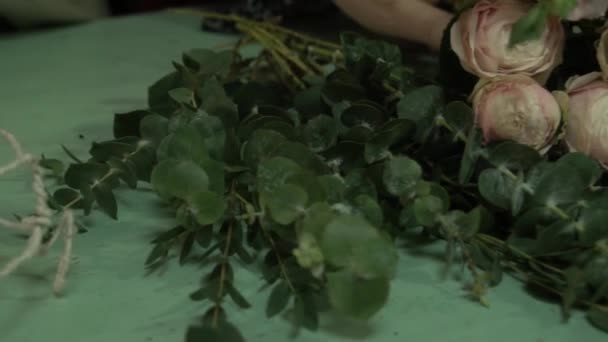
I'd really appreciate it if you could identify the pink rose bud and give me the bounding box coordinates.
[566,0,608,21]
[450,0,564,84]
[565,72,608,167]
[471,75,562,150]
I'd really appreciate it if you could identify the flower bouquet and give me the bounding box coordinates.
[2,1,608,341]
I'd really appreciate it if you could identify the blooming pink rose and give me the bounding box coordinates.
[565,72,608,167]
[471,75,562,150]
[450,0,564,84]
[566,0,608,21]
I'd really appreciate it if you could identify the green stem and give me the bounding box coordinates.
[476,234,564,275]
[212,219,233,328]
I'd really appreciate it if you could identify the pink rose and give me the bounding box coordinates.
[450,0,565,84]
[565,72,608,167]
[566,0,608,21]
[471,75,562,150]
[597,28,608,79]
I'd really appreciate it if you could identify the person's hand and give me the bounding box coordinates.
[333,0,453,51]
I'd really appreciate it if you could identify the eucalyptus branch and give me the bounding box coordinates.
[259,222,297,294]
[232,191,297,294]
[61,140,150,210]
[475,233,565,275]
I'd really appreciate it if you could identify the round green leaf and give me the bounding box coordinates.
[157,125,208,165]
[327,270,390,320]
[341,125,374,144]
[488,142,541,170]
[341,103,385,128]
[531,163,586,206]
[303,115,339,152]
[189,191,226,225]
[577,209,608,246]
[556,152,602,187]
[321,215,397,278]
[191,115,226,161]
[266,184,308,225]
[274,141,329,174]
[286,171,327,204]
[321,70,366,104]
[383,156,422,196]
[345,168,377,200]
[151,159,209,200]
[352,195,384,228]
[397,85,442,123]
[242,129,286,167]
[322,215,377,267]
[413,195,444,227]
[317,174,346,204]
[428,182,451,211]
[256,156,301,195]
[299,202,336,238]
[478,168,515,210]
[239,116,295,141]
[364,119,415,163]
[443,101,473,133]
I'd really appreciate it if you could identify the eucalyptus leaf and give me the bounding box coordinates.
[478,168,516,210]
[157,125,208,166]
[556,152,602,187]
[265,184,308,225]
[443,101,473,138]
[341,103,385,128]
[107,157,138,189]
[397,85,443,140]
[189,191,225,225]
[200,77,239,128]
[151,159,209,200]
[256,156,302,195]
[587,307,608,333]
[383,156,423,196]
[459,128,484,184]
[531,163,587,206]
[352,195,384,228]
[327,270,390,320]
[488,142,541,170]
[321,215,397,278]
[242,129,286,168]
[364,119,415,163]
[139,113,169,147]
[190,114,226,161]
[64,162,111,190]
[52,188,83,209]
[266,282,292,318]
[303,115,339,152]
[92,184,118,220]
[183,48,232,77]
[293,293,319,331]
[413,195,444,227]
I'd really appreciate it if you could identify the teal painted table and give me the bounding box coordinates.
[0,11,604,342]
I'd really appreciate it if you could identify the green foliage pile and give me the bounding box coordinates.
[39,10,608,341]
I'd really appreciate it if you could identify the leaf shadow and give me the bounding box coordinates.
[320,312,377,340]
[397,230,445,263]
